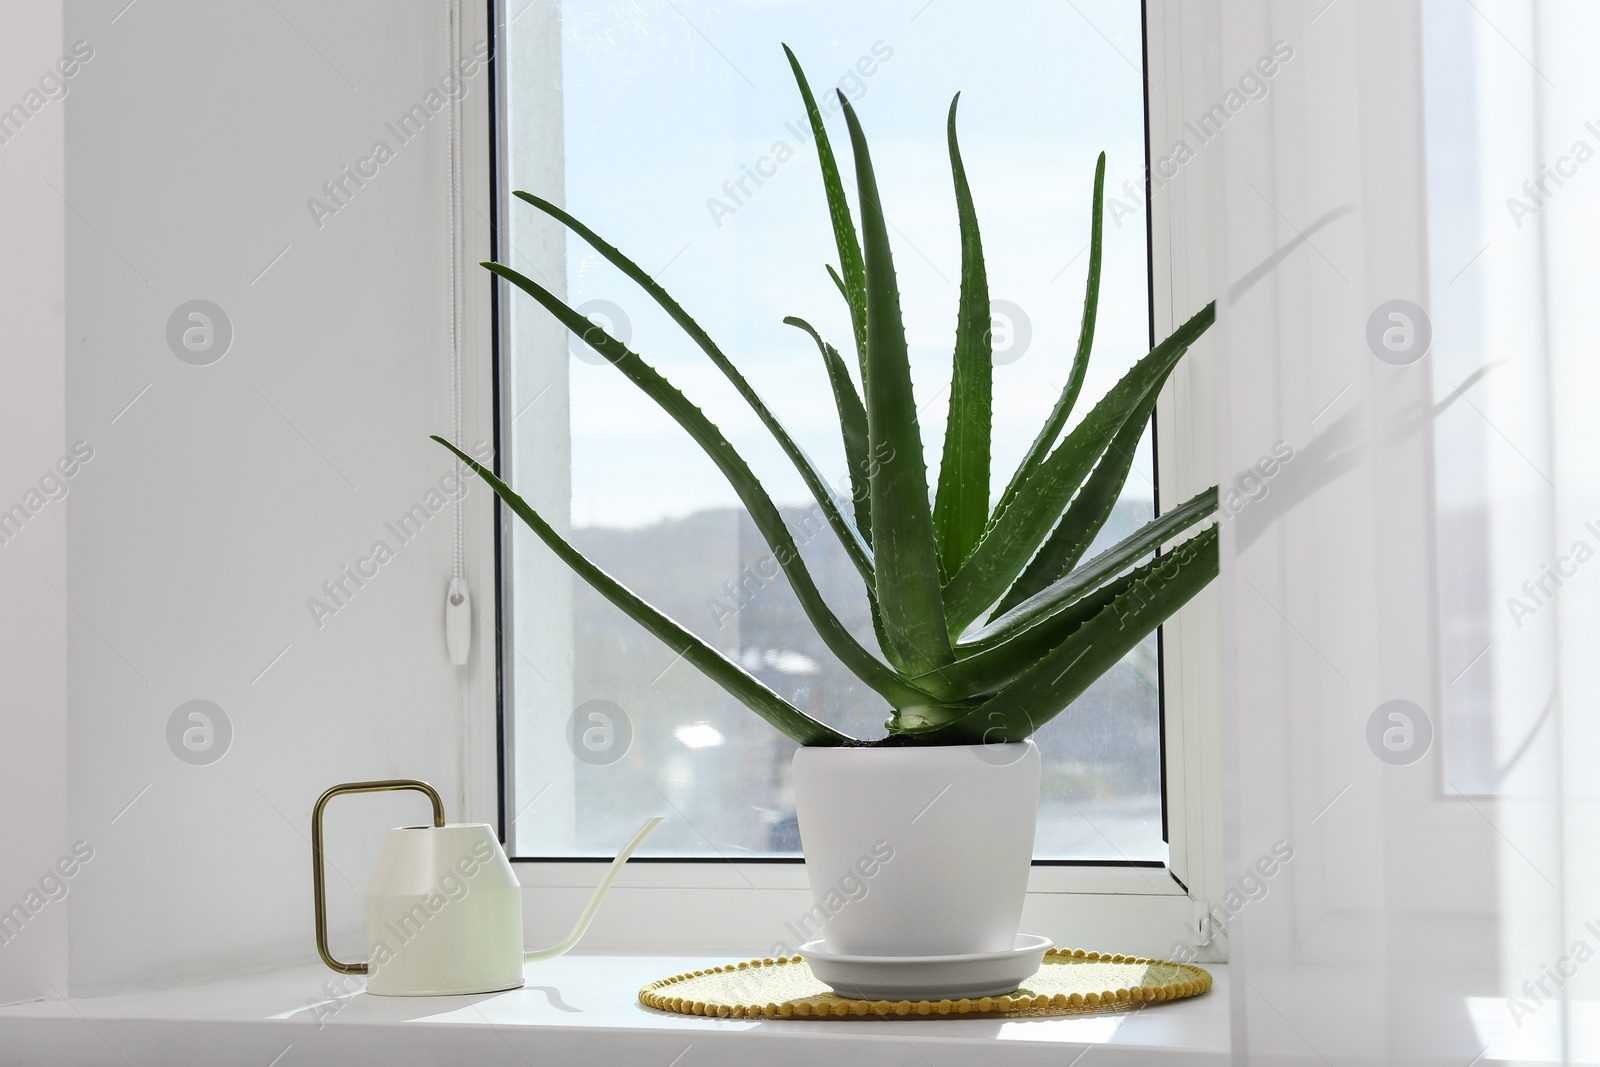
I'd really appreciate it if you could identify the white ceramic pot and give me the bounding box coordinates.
[791,741,1040,957]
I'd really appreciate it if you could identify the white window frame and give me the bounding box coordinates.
[454,0,1228,962]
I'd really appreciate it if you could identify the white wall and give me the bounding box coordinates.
[0,0,71,1007]
[53,0,493,995]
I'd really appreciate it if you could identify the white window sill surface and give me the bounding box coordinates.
[0,955,1229,1066]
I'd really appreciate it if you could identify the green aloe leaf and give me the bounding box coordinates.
[992,362,1159,616]
[962,485,1218,654]
[992,153,1106,525]
[826,263,851,309]
[433,437,852,747]
[483,259,938,709]
[942,301,1215,634]
[513,191,873,589]
[783,317,903,667]
[916,542,1170,697]
[925,524,1219,744]
[927,489,1218,695]
[931,93,992,579]
[840,96,954,675]
[784,316,871,545]
[784,45,867,376]
[885,696,987,735]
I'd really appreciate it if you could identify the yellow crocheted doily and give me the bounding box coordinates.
[639,947,1212,1019]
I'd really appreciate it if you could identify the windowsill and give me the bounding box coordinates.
[0,955,1229,1065]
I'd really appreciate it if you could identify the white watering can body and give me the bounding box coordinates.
[313,780,661,997]
[361,823,524,995]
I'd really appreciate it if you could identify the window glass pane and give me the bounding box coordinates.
[500,0,1160,861]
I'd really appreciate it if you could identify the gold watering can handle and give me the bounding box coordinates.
[311,779,446,976]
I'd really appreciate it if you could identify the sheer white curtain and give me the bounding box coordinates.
[1210,0,1599,1060]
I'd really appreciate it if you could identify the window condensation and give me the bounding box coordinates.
[500,0,1160,861]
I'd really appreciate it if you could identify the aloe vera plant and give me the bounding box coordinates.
[435,49,1219,747]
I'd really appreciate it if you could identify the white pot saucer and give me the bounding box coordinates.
[798,934,1054,1001]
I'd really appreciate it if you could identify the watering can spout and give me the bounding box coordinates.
[523,816,664,964]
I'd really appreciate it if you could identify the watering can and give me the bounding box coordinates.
[311,779,661,996]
